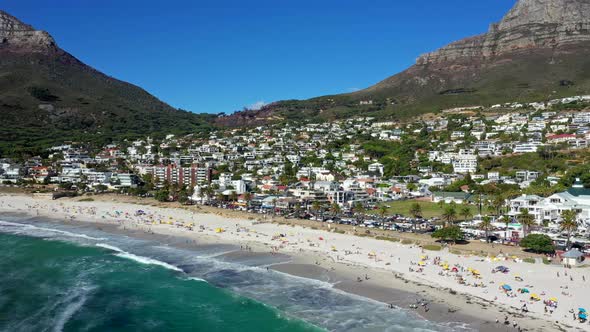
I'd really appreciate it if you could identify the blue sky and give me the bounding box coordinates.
[3,0,516,114]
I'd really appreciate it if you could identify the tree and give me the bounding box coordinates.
[243,192,252,208]
[353,202,366,223]
[154,189,169,202]
[431,226,464,244]
[409,202,422,232]
[520,234,555,253]
[279,159,298,185]
[460,203,472,222]
[487,195,505,216]
[441,204,457,227]
[94,184,108,192]
[203,186,214,203]
[230,191,238,203]
[312,201,321,214]
[59,182,73,190]
[479,216,493,243]
[560,210,579,250]
[406,183,417,192]
[502,214,512,240]
[178,190,189,205]
[216,193,226,202]
[378,205,388,218]
[518,208,535,237]
[330,203,342,216]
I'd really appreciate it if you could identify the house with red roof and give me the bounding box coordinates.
[546,133,577,143]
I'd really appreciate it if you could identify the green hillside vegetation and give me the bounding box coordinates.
[0,52,216,157]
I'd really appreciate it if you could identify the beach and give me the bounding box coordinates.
[0,192,587,331]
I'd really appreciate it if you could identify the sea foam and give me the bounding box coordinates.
[0,220,105,241]
[96,243,183,272]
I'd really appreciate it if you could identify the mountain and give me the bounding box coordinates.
[218,0,590,126]
[0,11,215,156]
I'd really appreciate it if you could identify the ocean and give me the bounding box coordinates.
[0,214,472,332]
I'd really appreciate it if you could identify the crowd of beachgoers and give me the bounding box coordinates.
[1,194,590,331]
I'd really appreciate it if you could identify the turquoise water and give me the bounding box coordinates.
[0,215,473,332]
[0,232,320,332]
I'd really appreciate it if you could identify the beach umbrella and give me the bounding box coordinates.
[521,288,529,293]
[549,297,558,302]
[418,261,426,266]
[579,308,587,313]
[502,284,512,291]
[580,313,588,320]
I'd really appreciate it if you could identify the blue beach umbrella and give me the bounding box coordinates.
[579,313,587,320]
[579,308,587,313]
[502,284,512,291]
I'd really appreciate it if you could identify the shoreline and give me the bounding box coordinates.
[0,193,584,331]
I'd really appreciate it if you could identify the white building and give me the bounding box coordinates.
[508,180,590,226]
[452,154,478,174]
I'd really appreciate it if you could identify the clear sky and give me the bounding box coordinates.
[3,0,516,114]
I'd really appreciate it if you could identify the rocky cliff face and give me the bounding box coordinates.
[0,11,57,52]
[417,0,590,65]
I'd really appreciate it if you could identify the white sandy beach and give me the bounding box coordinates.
[0,193,588,331]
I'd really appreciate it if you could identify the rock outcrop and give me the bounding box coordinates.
[0,11,56,52]
[417,0,590,65]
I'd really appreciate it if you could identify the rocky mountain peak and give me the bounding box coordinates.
[499,0,590,30]
[417,0,590,65]
[0,10,57,52]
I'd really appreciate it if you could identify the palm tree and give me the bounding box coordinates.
[560,210,579,250]
[378,205,388,219]
[203,186,214,203]
[243,192,252,209]
[312,201,321,215]
[441,204,457,227]
[472,193,484,216]
[487,195,505,217]
[479,215,493,243]
[330,202,342,216]
[518,208,535,237]
[354,202,366,223]
[409,202,422,232]
[502,214,512,240]
[216,193,225,203]
[460,203,472,222]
